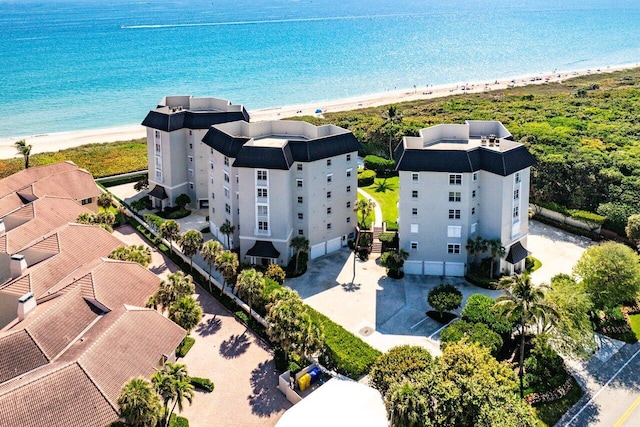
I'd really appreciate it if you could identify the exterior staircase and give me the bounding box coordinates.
[371,226,384,253]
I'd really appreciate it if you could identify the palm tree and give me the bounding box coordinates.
[159,220,180,256]
[382,105,403,159]
[179,229,203,272]
[290,236,310,275]
[465,236,488,268]
[494,273,558,397]
[169,296,203,334]
[201,240,223,293]
[14,139,32,169]
[155,271,195,312]
[117,377,161,427]
[108,245,152,267]
[152,362,193,427]
[215,250,239,295]
[386,381,427,427]
[354,198,376,228]
[219,220,235,249]
[234,268,266,316]
[167,376,194,426]
[97,192,113,211]
[488,239,506,279]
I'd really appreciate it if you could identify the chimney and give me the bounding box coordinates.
[10,254,27,278]
[0,219,5,235]
[17,292,37,321]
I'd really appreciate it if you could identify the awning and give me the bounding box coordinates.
[246,240,280,259]
[505,241,529,264]
[148,185,168,200]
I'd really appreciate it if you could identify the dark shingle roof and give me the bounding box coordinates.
[505,241,529,264]
[142,110,250,132]
[246,240,281,259]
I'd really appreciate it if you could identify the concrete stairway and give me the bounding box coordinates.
[372,226,384,253]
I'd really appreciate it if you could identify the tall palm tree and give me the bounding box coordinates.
[167,376,194,426]
[488,239,506,279]
[201,240,223,293]
[14,139,32,169]
[465,236,488,267]
[152,362,192,427]
[290,236,310,274]
[354,198,376,228]
[117,377,161,427]
[219,220,235,249]
[179,229,203,272]
[215,250,239,295]
[155,271,195,312]
[169,296,203,334]
[159,220,180,256]
[494,273,558,397]
[234,268,266,316]
[382,105,403,159]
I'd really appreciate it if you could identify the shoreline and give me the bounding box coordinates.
[1,62,638,160]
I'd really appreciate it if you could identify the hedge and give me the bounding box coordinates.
[567,209,606,226]
[99,172,147,188]
[363,155,396,176]
[176,337,196,358]
[189,376,214,392]
[357,169,376,186]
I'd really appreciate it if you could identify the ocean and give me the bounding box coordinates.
[1,0,639,138]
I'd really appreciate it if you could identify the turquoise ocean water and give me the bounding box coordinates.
[1,0,639,138]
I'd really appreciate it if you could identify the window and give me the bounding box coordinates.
[224,156,229,166]
[327,174,333,183]
[297,164,303,171]
[188,156,193,163]
[449,174,462,185]
[410,241,418,251]
[258,221,269,231]
[155,156,162,168]
[327,159,332,167]
[298,229,304,235]
[298,196,303,204]
[347,168,352,177]
[327,207,332,215]
[448,209,461,219]
[471,207,476,215]
[449,192,461,202]
[225,204,231,214]
[224,187,230,198]
[412,190,418,198]
[412,173,419,182]
[257,188,268,198]
[346,185,351,193]
[155,130,160,139]
[258,205,268,216]
[472,190,476,198]
[155,142,161,153]
[347,217,351,223]
[410,224,419,233]
[211,207,215,214]
[189,142,193,149]
[448,244,461,254]
[81,197,93,205]
[297,179,303,188]
[189,183,194,189]
[210,148,214,154]
[447,226,462,238]
[189,169,194,177]
[346,154,351,161]
[257,170,268,181]
[210,162,214,170]
[327,223,332,230]
[210,177,214,184]
[327,191,332,199]
[298,213,304,220]
[514,189,519,200]
[346,201,351,209]
[513,206,519,219]
[412,208,418,216]
[224,172,230,183]
[515,172,521,183]
[470,223,477,234]
[155,170,163,181]
[236,175,239,184]
[473,172,478,181]
[211,192,215,199]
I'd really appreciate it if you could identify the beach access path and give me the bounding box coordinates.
[1,64,635,160]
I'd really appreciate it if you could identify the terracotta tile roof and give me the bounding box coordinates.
[0,193,25,216]
[0,223,123,299]
[76,306,186,403]
[0,162,79,198]
[0,197,88,254]
[0,362,117,427]
[0,330,48,383]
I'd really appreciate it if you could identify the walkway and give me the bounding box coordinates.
[357,188,383,227]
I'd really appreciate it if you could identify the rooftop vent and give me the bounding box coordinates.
[17,291,36,321]
[10,254,27,278]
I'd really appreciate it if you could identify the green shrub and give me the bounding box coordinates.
[266,264,286,285]
[169,414,190,427]
[288,361,302,375]
[99,172,147,188]
[523,340,566,393]
[427,284,463,319]
[369,345,433,397]
[143,213,165,231]
[534,200,570,216]
[461,294,514,335]
[189,376,214,392]
[567,209,606,227]
[176,337,196,358]
[363,155,396,176]
[378,232,396,244]
[157,208,191,220]
[357,169,376,186]
[440,320,503,356]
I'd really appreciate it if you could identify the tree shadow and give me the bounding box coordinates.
[149,263,167,275]
[195,315,221,337]
[341,281,361,292]
[248,360,291,417]
[219,333,250,359]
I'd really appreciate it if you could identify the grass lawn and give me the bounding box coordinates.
[534,376,583,426]
[361,176,399,230]
[629,313,640,341]
[356,192,372,229]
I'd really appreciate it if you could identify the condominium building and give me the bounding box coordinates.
[395,121,535,277]
[202,120,360,266]
[142,96,249,209]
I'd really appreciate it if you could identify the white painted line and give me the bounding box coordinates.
[428,317,459,339]
[410,317,428,330]
[566,346,640,426]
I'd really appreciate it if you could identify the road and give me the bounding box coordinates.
[560,343,640,426]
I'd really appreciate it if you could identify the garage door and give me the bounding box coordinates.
[326,237,342,254]
[310,243,326,260]
[444,262,465,277]
[424,261,444,276]
[403,261,423,275]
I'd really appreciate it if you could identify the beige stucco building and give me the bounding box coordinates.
[395,121,535,277]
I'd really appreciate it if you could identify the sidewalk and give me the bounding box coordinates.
[357,188,383,227]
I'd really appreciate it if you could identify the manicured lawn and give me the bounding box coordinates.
[534,376,583,426]
[629,313,640,341]
[362,176,399,230]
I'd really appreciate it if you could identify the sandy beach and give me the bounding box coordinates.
[1,63,637,160]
